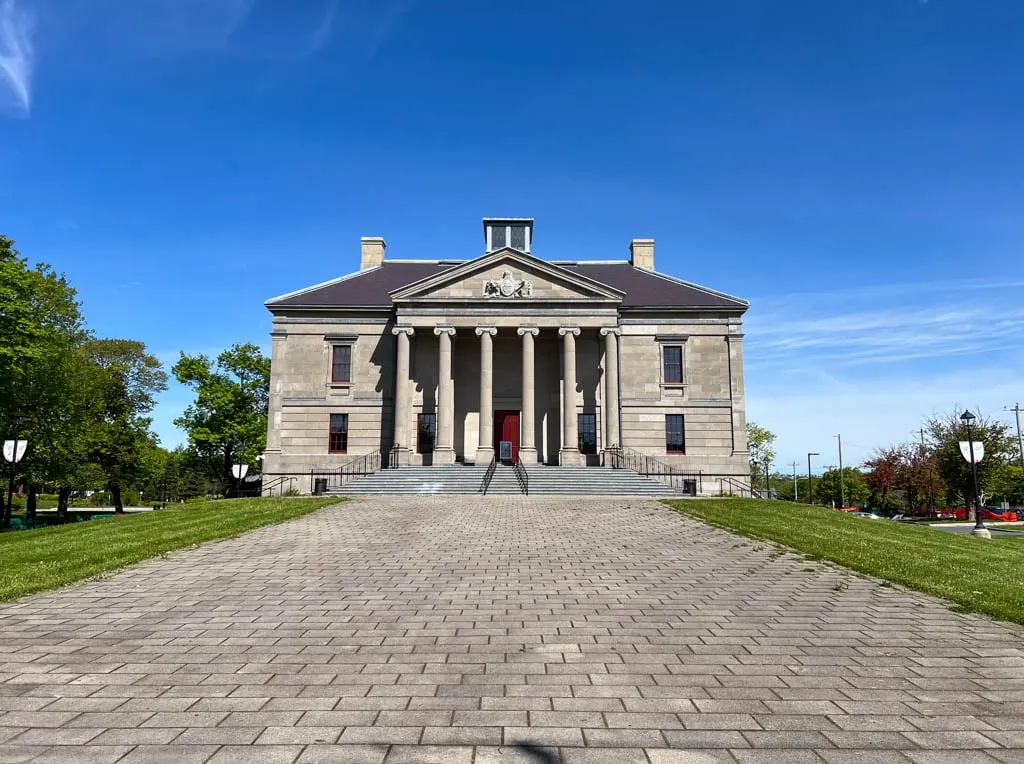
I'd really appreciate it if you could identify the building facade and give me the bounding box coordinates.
[262,218,750,493]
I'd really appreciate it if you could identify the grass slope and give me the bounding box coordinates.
[0,497,341,602]
[665,498,1024,625]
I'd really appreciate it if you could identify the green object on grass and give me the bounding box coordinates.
[664,498,1024,626]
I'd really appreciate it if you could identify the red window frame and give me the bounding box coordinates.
[665,414,685,454]
[663,345,683,384]
[331,345,352,383]
[329,413,349,453]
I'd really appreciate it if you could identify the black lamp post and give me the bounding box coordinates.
[763,459,771,498]
[960,410,990,539]
[2,411,28,528]
[807,452,819,504]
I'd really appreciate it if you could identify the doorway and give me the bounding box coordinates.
[494,410,520,463]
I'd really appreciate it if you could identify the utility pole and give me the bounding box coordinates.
[1006,404,1024,472]
[918,427,935,512]
[836,433,845,508]
[790,461,799,502]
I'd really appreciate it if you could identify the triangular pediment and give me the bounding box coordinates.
[390,249,624,303]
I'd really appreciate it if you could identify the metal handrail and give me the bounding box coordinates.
[513,458,529,495]
[310,449,383,493]
[480,455,497,495]
[719,476,763,499]
[387,444,401,469]
[603,446,702,495]
[262,476,296,497]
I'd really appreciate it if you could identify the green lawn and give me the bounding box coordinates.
[0,497,341,602]
[664,498,1024,625]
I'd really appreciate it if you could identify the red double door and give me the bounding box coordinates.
[494,410,520,463]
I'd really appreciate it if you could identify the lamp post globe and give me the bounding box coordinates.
[960,410,989,538]
[2,411,29,528]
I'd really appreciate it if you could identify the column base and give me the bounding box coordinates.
[559,449,586,466]
[475,447,495,465]
[517,447,538,465]
[433,447,456,465]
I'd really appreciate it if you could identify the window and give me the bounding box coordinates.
[417,413,436,454]
[578,414,597,455]
[331,345,352,384]
[509,225,526,250]
[665,414,685,454]
[663,345,683,384]
[491,225,507,250]
[329,414,348,453]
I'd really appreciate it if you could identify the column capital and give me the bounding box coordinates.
[517,326,540,337]
[726,332,745,342]
[433,326,456,337]
[391,326,415,336]
[474,326,497,337]
[558,326,581,337]
[599,327,621,337]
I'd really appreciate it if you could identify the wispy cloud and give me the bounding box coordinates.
[743,278,1024,473]
[746,278,1024,370]
[0,0,32,112]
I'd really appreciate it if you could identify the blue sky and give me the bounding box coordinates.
[2,0,1023,473]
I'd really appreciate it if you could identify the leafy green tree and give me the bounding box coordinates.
[173,343,270,493]
[926,409,1015,517]
[0,235,88,525]
[815,467,870,509]
[84,339,168,513]
[747,422,777,486]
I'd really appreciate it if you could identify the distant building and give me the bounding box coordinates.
[263,218,750,494]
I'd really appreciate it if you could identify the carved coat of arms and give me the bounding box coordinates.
[483,271,532,298]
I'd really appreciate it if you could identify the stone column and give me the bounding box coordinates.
[475,326,497,464]
[517,326,539,464]
[558,327,583,466]
[600,327,621,450]
[434,326,456,465]
[390,326,414,465]
[727,330,748,457]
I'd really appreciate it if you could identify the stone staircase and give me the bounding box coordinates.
[327,464,688,496]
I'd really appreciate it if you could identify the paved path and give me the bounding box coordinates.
[1,496,1023,764]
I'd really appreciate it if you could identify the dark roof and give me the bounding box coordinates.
[563,263,745,309]
[267,260,746,310]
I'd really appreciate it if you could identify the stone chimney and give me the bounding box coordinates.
[360,236,386,270]
[629,238,654,270]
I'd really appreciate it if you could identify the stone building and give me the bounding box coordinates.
[262,218,750,494]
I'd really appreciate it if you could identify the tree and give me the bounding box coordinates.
[173,343,270,494]
[84,339,168,513]
[0,235,88,526]
[926,409,1015,517]
[747,422,777,487]
[865,447,901,512]
[815,467,870,509]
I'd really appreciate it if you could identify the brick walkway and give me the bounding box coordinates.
[1,496,1023,764]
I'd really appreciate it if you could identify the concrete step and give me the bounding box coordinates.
[327,464,688,496]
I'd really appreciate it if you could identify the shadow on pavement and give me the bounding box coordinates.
[514,743,558,763]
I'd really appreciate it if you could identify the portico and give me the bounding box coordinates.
[390,320,621,467]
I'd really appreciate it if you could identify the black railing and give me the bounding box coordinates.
[513,458,529,495]
[480,455,497,495]
[310,449,383,494]
[387,444,401,469]
[262,476,296,497]
[719,476,764,499]
[603,446,702,495]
